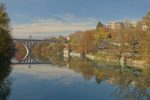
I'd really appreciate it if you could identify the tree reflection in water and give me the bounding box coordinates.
[65,56,106,84]
[110,65,150,100]
[48,53,150,100]
[48,52,66,67]
[0,60,12,100]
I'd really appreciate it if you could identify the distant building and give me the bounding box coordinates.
[115,22,124,30]
[108,20,140,40]
[108,22,116,30]
[131,21,138,27]
[140,20,149,31]
[108,20,139,30]
[108,21,124,30]
[142,24,148,31]
[123,19,132,29]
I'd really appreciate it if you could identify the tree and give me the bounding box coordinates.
[94,23,110,52]
[79,30,95,55]
[140,28,150,64]
[140,11,150,65]
[143,11,150,27]
[0,3,14,62]
[122,27,142,57]
[70,31,82,52]
[96,22,104,31]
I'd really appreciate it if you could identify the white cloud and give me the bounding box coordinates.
[13,64,83,85]
[12,14,98,37]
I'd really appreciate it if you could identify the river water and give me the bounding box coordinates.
[0,57,150,100]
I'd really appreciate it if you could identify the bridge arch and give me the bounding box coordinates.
[15,41,29,60]
[13,40,28,61]
[12,39,60,64]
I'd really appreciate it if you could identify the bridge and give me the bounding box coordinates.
[12,39,61,64]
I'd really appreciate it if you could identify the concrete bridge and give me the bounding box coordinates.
[12,39,61,64]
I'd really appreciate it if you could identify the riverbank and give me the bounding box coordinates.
[63,50,148,69]
[93,53,147,69]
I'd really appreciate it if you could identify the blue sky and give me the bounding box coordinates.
[1,0,150,38]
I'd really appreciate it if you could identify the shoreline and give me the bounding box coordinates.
[63,50,147,69]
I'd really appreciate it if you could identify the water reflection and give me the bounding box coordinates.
[110,67,150,100]
[8,52,150,100]
[0,60,12,100]
[49,53,66,67]
[47,53,150,100]
[66,57,106,84]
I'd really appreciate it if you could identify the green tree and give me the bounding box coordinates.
[96,22,104,31]
[94,23,110,52]
[0,4,14,62]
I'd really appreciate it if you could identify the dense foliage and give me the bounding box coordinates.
[69,11,150,66]
[32,37,65,61]
[0,4,14,63]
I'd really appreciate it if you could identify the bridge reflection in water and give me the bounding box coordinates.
[12,39,60,64]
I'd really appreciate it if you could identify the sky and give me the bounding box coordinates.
[0,0,150,38]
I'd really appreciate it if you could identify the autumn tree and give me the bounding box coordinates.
[93,22,110,52]
[70,22,110,54]
[79,30,95,55]
[140,28,150,64]
[70,31,82,52]
[139,11,150,65]
[143,11,150,27]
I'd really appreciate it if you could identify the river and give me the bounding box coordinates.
[0,56,150,100]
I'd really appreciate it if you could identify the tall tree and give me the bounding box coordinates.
[143,11,150,27]
[141,11,150,65]
[94,23,110,52]
[79,30,95,55]
[96,22,104,31]
[0,4,14,61]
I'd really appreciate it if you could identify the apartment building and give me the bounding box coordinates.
[108,20,138,30]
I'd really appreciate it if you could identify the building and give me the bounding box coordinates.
[108,20,139,30]
[131,21,138,27]
[115,22,124,30]
[108,22,116,30]
[108,21,124,30]
[142,25,148,31]
[123,19,134,29]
